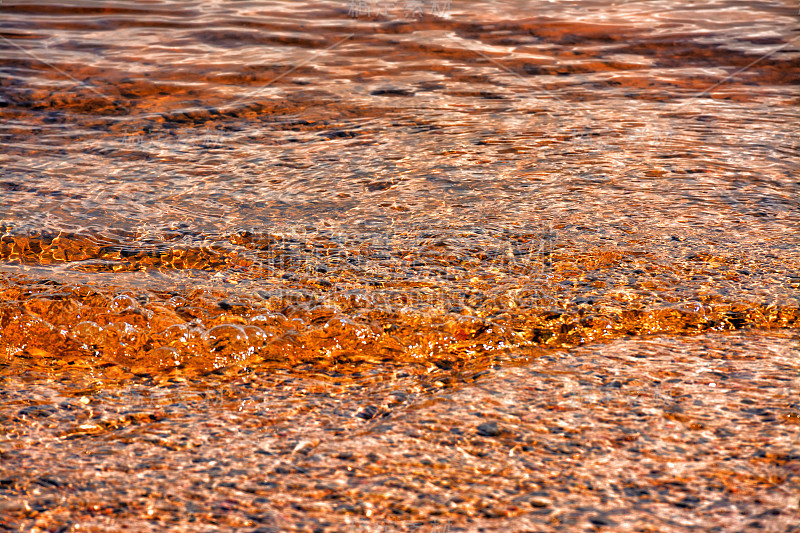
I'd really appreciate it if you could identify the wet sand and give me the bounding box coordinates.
[2,331,799,531]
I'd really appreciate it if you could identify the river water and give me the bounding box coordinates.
[1,1,799,531]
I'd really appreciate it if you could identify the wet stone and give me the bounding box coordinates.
[476,421,502,437]
[588,514,616,527]
[355,405,381,420]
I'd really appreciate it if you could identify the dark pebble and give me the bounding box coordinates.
[370,88,414,96]
[476,421,501,437]
[356,405,380,420]
[674,496,701,508]
[589,515,616,527]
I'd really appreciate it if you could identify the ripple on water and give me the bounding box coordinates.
[0,1,799,529]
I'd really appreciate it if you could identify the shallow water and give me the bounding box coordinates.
[1,0,799,531]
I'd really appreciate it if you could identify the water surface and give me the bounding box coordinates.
[1,1,799,531]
